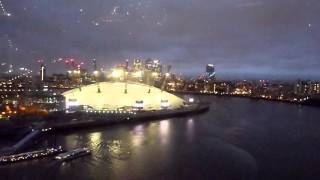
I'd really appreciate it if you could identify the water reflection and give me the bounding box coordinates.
[106,140,121,154]
[131,124,145,147]
[4,96,320,179]
[133,125,144,133]
[159,120,170,144]
[186,118,194,142]
[89,132,102,144]
[64,134,83,149]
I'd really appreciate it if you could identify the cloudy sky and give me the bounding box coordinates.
[0,0,319,79]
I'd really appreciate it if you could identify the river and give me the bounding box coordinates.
[1,96,320,180]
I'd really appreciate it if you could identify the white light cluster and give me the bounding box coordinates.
[0,0,11,17]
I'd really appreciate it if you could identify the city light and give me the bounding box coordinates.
[160,99,170,109]
[111,69,124,78]
[93,70,99,76]
[62,82,185,111]
[132,71,143,78]
[152,72,159,77]
[0,1,319,179]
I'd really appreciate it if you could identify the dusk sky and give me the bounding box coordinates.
[0,0,319,79]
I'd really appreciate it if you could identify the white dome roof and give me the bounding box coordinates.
[62,82,185,110]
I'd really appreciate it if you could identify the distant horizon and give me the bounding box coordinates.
[1,61,320,81]
[1,0,320,80]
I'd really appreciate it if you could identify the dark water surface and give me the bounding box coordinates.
[1,96,320,180]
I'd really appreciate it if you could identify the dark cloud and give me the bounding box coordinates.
[0,0,320,79]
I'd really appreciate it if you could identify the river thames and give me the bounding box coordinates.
[1,96,320,180]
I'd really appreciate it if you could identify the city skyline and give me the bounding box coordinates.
[1,0,320,79]
[1,2,320,180]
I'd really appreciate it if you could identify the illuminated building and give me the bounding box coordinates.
[153,59,162,73]
[125,59,129,70]
[145,59,162,73]
[206,64,215,80]
[62,82,185,111]
[91,58,97,72]
[145,58,153,71]
[109,67,126,81]
[133,59,142,71]
[313,83,320,94]
[131,71,143,82]
[40,64,46,82]
[294,80,310,95]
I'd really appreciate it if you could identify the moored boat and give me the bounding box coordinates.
[55,147,91,161]
[0,146,64,164]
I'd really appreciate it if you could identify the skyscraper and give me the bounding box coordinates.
[145,58,153,71]
[125,59,129,70]
[145,59,162,73]
[152,59,161,73]
[206,64,215,80]
[40,64,46,82]
[133,59,142,71]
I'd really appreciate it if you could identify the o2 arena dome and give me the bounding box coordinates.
[62,82,185,111]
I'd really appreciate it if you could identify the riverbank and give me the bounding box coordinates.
[173,91,320,107]
[43,103,210,132]
[2,95,320,180]
[1,103,209,156]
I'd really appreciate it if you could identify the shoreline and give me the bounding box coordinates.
[173,91,320,107]
[1,103,210,156]
[43,103,210,132]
